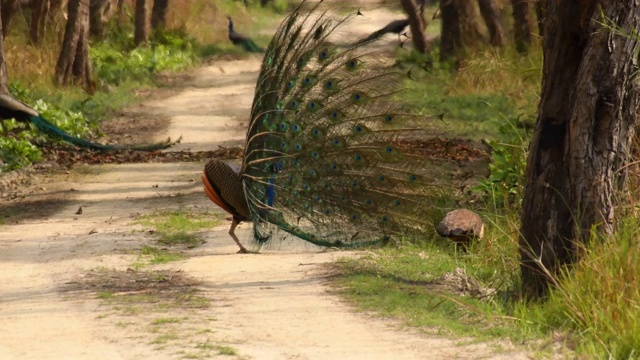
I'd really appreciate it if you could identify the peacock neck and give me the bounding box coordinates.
[228,19,234,32]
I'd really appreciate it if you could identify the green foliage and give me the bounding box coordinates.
[0,134,42,171]
[91,30,198,86]
[474,123,529,209]
[0,83,98,171]
[538,218,640,359]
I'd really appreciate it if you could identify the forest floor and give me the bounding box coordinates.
[0,3,531,360]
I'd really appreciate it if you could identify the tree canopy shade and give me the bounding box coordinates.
[520,1,640,299]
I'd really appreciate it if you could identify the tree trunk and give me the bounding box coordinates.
[30,0,51,45]
[400,0,429,53]
[90,0,117,39]
[477,0,504,46]
[457,0,484,47]
[151,0,168,31]
[534,0,546,38]
[116,0,125,25]
[1,0,17,38]
[520,0,640,299]
[440,0,462,63]
[0,3,8,94]
[54,0,96,94]
[134,0,148,45]
[511,0,531,53]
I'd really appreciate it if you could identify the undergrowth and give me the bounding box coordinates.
[0,0,284,172]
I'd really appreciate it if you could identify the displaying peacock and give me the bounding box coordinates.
[204,1,437,253]
[0,94,176,151]
[227,16,265,53]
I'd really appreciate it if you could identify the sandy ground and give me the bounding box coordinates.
[0,4,532,360]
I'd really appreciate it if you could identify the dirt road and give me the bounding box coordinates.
[0,5,528,360]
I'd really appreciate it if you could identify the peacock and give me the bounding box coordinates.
[227,16,265,53]
[0,94,176,151]
[204,1,437,253]
[353,18,410,46]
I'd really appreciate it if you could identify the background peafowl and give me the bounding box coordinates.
[0,94,176,151]
[353,18,410,46]
[204,1,437,253]
[227,16,265,53]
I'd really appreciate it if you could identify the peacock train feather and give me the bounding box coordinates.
[0,94,177,151]
[203,1,438,252]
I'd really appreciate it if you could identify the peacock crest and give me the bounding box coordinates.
[204,1,438,252]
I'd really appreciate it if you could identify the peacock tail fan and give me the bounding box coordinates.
[241,1,439,248]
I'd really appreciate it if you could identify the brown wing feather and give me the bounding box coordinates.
[202,159,250,221]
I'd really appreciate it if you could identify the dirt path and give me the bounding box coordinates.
[0,5,529,360]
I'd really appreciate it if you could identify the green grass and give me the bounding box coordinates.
[136,209,223,248]
[401,49,541,142]
[534,218,640,359]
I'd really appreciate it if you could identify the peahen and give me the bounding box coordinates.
[204,1,436,253]
[0,94,175,151]
[227,16,265,53]
[353,18,410,46]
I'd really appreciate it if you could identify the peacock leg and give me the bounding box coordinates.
[229,218,249,253]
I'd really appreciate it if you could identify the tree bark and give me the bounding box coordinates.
[457,0,484,47]
[534,0,546,39]
[0,2,8,94]
[1,0,17,38]
[511,0,531,53]
[520,0,640,299]
[440,0,462,63]
[54,0,96,94]
[151,0,168,31]
[477,0,504,46]
[30,0,51,45]
[90,0,117,39]
[134,0,148,45]
[400,0,429,53]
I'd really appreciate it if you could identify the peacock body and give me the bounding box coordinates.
[0,94,176,151]
[227,17,265,53]
[204,1,436,252]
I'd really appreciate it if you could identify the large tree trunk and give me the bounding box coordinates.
[134,0,148,45]
[520,1,640,299]
[0,2,8,94]
[511,0,531,53]
[1,0,17,38]
[440,0,462,63]
[477,0,504,46]
[534,0,545,38]
[30,0,51,45]
[400,0,429,53]
[150,0,168,32]
[54,0,96,94]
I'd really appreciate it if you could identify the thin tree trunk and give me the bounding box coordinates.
[1,0,17,38]
[134,0,148,45]
[30,0,51,45]
[511,0,531,53]
[90,0,116,39]
[520,0,640,299]
[477,0,504,46]
[400,0,429,53]
[151,0,168,31]
[0,3,8,94]
[54,0,95,94]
